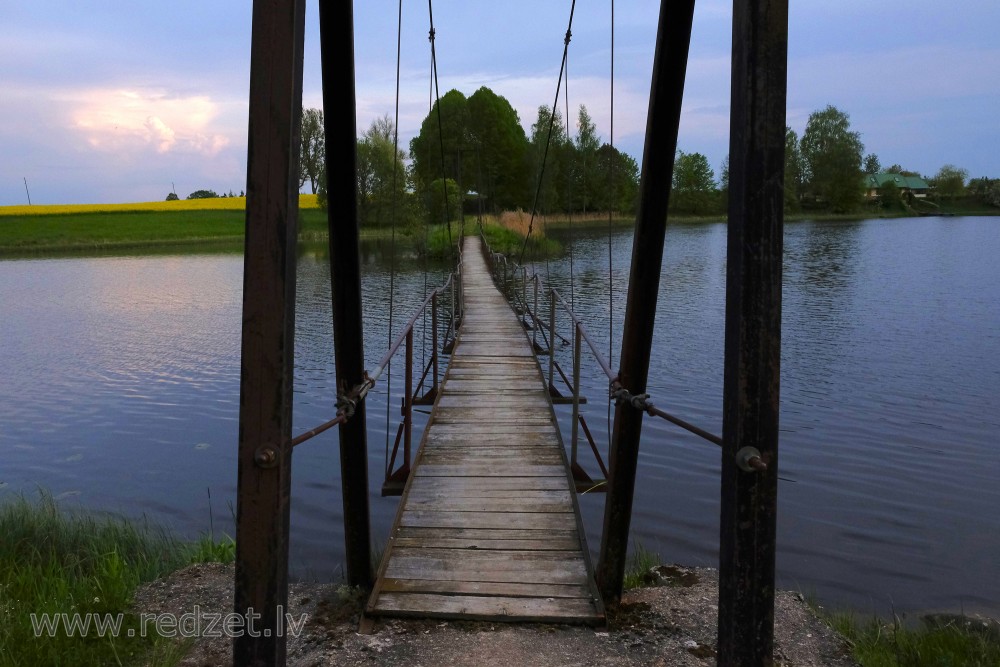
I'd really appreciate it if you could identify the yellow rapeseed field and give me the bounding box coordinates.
[0,194,320,216]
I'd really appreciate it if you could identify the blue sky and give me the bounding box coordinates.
[2,0,998,205]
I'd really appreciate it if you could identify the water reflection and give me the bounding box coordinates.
[1,217,998,618]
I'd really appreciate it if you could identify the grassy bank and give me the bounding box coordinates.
[828,611,1000,666]
[0,492,233,667]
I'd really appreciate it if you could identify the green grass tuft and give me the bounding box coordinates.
[622,541,661,591]
[0,491,230,667]
[828,611,1000,666]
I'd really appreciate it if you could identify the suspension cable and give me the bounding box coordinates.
[564,48,575,313]
[385,0,404,467]
[517,0,577,267]
[427,0,455,264]
[607,0,616,447]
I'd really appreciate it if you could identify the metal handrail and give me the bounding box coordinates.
[290,241,465,492]
[478,229,735,479]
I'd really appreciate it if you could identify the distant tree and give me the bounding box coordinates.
[594,143,639,214]
[784,127,805,211]
[410,90,473,195]
[299,108,325,194]
[932,164,968,198]
[886,164,921,177]
[878,179,901,211]
[165,192,179,201]
[356,115,409,227]
[863,153,881,174]
[466,87,531,211]
[528,105,569,213]
[671,150,715,215]
[187,189,218,199]
[424,177,462,225]
[573,105,602,213]
[800,105,864,212]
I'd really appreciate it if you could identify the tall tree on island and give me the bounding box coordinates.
[800,105,864,212]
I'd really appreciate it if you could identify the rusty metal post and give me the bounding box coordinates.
[431,292,439,394]
[404,328,414,469]
[234,0,304,663]
[319,0,372,588]
[596,0,695,605]
[570,325,582,467]
[532,276,540,350]
[718,0,787,662]
[548,289,557,393]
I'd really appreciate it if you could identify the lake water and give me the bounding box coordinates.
[1,216,997,618]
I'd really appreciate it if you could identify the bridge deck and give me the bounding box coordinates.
[365,235,604,624]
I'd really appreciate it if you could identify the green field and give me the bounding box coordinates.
[0,208,342,255]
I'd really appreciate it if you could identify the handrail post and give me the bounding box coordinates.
[404,328,414,470]
[431,292,439,394]
[571,324,582,468]
[522,266,528,315]
[532,276,539,350]
[548,289,556,393]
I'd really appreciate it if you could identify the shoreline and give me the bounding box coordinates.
[2,209,996,257]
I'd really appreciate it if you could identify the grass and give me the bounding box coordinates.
[0,491,234,667]
[827,611,1000,666]
[622,541,662,591]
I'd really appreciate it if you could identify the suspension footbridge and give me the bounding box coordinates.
[365,236,604,624]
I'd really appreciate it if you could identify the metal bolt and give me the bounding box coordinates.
[254,446,278,469]
[735,446,767,473]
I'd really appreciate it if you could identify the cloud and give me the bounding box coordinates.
[70,89,230,156]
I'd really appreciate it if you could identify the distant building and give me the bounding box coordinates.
[862,173,930,199]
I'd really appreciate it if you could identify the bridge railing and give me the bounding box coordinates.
[289,246,464,496]
[481,236,611,491]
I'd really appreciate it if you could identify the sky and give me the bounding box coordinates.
[2,0,999,206]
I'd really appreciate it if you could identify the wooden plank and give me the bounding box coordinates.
[414,464,568,477]
[389,537,582,551]
[394,526,579,541]
[379,578,592,599]
[383,563,589,587]
[403,498,571,513]
[373,593,601,623]
[400,511,574,530]
[404,476,569,491]
[406,488,572,502]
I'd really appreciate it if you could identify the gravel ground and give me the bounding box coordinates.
[133,563,857,666]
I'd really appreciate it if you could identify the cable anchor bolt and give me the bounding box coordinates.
[735,446,767,473]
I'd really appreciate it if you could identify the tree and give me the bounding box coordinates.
[299,108,324,194]
[187,189,218,199]
[886,164,921,177]
[467,87,531,211]
[863,153,881,175]
[410,90,473,195]
[800,105,864,212]
[528,105,569,213]
[671,150,715,214]
[784,127,805,211]
[356,115,409,228]
[573,105,602,213]
[165,192,179,201]
[594,143,639,214]
[424,177,462,225]
[932,164,968,198]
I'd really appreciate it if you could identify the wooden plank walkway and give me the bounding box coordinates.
[365,235,605,625]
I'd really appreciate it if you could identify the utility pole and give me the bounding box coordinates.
[23,177,31,205]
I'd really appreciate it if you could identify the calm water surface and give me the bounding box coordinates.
[1,216,997,617]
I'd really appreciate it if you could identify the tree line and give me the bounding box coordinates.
[300,95,998,226]
[302,86,640,230]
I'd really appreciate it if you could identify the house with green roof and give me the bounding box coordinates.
[862,172,930,199]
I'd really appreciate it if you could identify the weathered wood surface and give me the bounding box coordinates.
[366,236,604,625]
